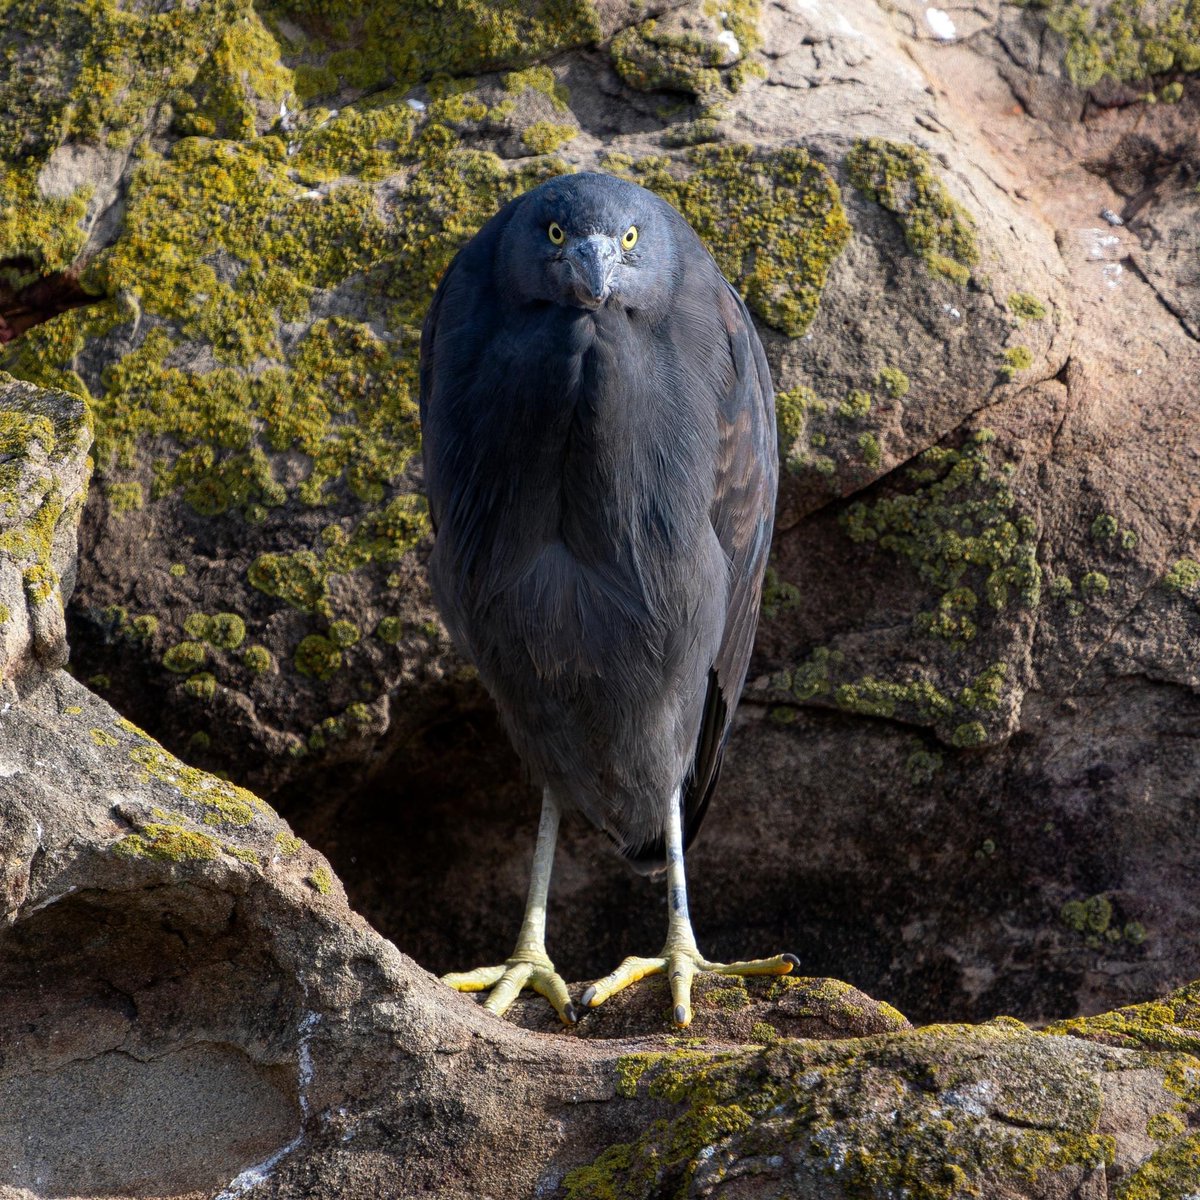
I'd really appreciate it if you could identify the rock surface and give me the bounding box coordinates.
[2,0,1200,1194]
[2,384,1200,1196]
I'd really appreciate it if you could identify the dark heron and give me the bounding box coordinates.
[419,171,795,1026]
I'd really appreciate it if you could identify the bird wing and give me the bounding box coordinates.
[681,280,777,850]
[418,250,465,538]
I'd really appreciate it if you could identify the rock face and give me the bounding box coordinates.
[0,0,1180,1026]
[2,0,1200,1193]
[3,377,1200,1200]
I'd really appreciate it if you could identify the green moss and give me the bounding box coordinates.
[374,615,404,643]
[294,633,342,679]
[1000,345,1034,381]
[243,643,273,672]
[847,138,979,285]
[610,144,851,338]
[609,0,760,103]
[309,864,334,894]
[521,120,577,154]
[1008,292,1048,322]
[877,366,910,398]
[163,641,207,674]
[662,118,722,147]
[1080,571,1110,597]
[327,619,360,647]
[114,823,222,862]
[1020,0,1200,87]
[184,671,217,701]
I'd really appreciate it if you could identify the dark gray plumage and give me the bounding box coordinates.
[421,171,788,1025]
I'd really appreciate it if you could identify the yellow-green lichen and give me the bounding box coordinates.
[836,388,872,421]
[774,385,816,448]
[327,619,360,647]
[106,481,143,515]
[308,864,334,894]
[841,430,1040,644]
[521,120,577,154]
[877,366,910,397]
[124,726,268,829]
[184,671,217,701]
[857,431,882,468]
[114,822,222,862]
[275,830,302,855]
[1164,557,1200,592]
[846,138,979,286]
[609,143,851,338]
[1008,292,1048,322]
[243,643,273,672]
[760,566,801,620]
[610,0,762,106]
[163,640,207,673]
[90,727,118,748]
[294,633,341,679]
[1080,571,1110,597]
[276,0,601,101]
[568,1027,1122,1200]
[504,66,571,113]
[374,615,404,643]
[1001,345,1034,381]
[1114,1132,1200,1198]
[1017,0,1200,87]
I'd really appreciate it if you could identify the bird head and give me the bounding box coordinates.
[496,172,682,315]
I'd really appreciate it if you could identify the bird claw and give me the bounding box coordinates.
[442,955,578,1025]
[582,949,798,1028]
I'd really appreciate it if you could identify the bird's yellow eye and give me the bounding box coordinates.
[622,225,639,250]
[547,222,565,245]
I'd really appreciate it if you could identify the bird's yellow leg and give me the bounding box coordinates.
[581,791,797,1027]
[442,790,578,1025]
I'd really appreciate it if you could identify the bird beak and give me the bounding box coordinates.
[564,234,621,308]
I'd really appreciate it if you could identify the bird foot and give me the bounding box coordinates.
[442,951,579,1026]
[581,949,798,1028]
